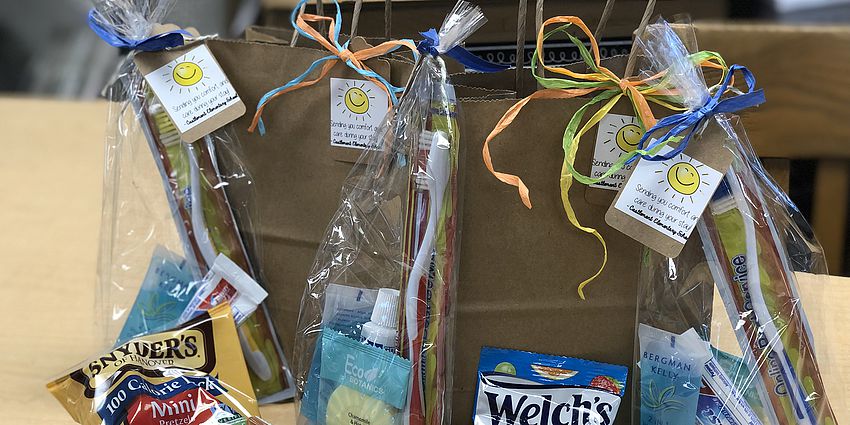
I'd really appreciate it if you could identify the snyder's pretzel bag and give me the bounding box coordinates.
[48,303,260,425]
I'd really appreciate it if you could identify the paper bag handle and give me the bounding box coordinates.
[513,0,657,93]
[292,0,392,45]
[349,0,392,38]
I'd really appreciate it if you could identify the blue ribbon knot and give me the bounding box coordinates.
[627,64,765,164]
[87,9,190,52]
[417,28,508,73]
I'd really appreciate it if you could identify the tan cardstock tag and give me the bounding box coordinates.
[328,37,395,164]
[134,40,245,143]
[583,103,646,206]
[605,120,734,258]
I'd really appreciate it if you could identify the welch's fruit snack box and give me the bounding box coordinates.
[474,347,628,425]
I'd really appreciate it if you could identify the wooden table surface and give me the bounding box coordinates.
[0,97,846,423]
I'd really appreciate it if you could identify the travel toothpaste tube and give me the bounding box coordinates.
[474,347,628,425]
[638,325,712,425]
[179,254,268,324]
[699,355,763,425]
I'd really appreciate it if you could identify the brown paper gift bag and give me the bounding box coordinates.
[207,34,415,360]
[216,1,510,362]
[451,76,643,425]
[219,5,653,424]
[447,4,667,422]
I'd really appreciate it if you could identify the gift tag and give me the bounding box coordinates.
[330,77,390,150]
[605,122,733,257]
[589,113,643,191]
[135,41,245,143]
[583,106,647,207]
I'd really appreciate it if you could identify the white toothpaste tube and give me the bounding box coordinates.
[179,254,268,324]
[698,355,763,425]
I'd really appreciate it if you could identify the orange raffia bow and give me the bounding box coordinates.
[484,16,669,209]
[248,2,417,134]
[482,15,727,298]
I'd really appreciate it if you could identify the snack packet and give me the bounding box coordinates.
[117,246,198,344]
[179,254,269,325]
[48,303,260,425]
[474,347,628,425]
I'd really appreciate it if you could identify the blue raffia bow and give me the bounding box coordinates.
[87,9,190,52]
[627,64,765,164]
[252,0,414,135]
[417,28,509,73]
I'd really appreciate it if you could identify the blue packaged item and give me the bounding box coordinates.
[117,245,200,343]
[637,325,713,425]
[474,347,629,425]
[302,284,379,422]
[317,328,412,425]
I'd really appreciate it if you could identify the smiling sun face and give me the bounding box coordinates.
[615,123,642,153]
[344,87,370,114]
[336,81,375,120]
[667,162,700,195]
[173,62,203,86]
[163,54,209,93]
[656,155,711,203]
[602,116,645,155]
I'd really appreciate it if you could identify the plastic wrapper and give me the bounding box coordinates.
[48,303,261,425]
[90,0,294,404]
[632,18,840,425]
[290,3,485,425]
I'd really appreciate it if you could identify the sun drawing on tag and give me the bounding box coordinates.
[657,155,711,203]
[602,116,644,154]
[336,81,374,120]
[163,53,209,93]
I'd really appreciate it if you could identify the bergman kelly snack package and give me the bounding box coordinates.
[48,303,260,425]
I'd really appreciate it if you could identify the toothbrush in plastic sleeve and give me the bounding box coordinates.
[699,164,836,424]
[404,130,451,425]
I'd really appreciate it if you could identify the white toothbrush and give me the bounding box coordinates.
[186,138,220,267]
[700,170,815,425]
[726,169,815,425]
[239,327,274,381]
[189,136,275,383]
[404,130,451,425]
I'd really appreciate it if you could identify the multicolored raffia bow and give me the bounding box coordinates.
[631,64,764,164]
[483,16,729,298]
[249,0,418,135]
[88,9,190,51]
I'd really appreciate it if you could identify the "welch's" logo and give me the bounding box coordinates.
[475,374,621,425]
